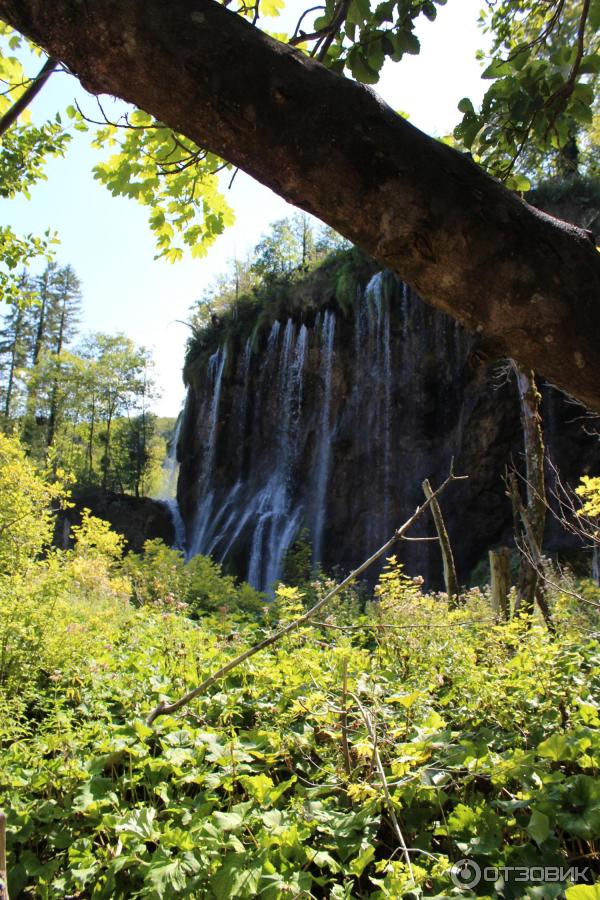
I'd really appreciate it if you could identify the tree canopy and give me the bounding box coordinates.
[0,0,599,408]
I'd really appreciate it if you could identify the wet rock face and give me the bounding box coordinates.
[177,268,600,591]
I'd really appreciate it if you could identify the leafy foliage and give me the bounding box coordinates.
[86,109,235,263]
[1,445,600,897]
[0,431,68,574]
[577,475,600,519]
[454,0,600,187]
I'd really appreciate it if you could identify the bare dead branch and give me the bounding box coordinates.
[146,469,466,725]
[422,477,460,606]
[290,5,325,43]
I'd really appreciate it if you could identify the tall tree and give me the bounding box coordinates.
[81,333,156,491]
[45,265,82,446]
[252,219,303,281]
[291,213,316,269]
[29,262,56,367]
[0,271,34,419]
[48,265,81,356]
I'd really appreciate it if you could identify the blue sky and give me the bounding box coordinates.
[3,0,487,416]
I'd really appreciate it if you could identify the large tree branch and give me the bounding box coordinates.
[1,0,599,409]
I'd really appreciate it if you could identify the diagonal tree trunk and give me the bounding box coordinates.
[1,0,599,410]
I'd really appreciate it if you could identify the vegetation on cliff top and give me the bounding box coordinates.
[183,215,363,387]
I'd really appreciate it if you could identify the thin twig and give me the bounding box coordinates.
[290,5,325,43]
[146,469,466,724]
[351,694,415,883]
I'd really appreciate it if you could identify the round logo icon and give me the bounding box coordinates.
[450,858,482,890]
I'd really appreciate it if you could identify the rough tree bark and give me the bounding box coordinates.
[1,0,600,409]
[510,364,554,631]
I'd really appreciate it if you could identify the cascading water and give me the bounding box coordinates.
[246,320,308,589]
[236,336,252,465]
[177,265,600,592]
[181,277,404,590]
[312,310,335,567]
[188,346,227,557]
[364,272,392,545]
[157,404,187,550]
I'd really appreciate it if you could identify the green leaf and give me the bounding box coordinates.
[566,888,600,900]
[145,849,200,897]
[388,690,423,708]
[347,0,369,26]
[349,49,379,84]
[578,54,600,75]
[537,733,573,762]
[239,773,273,803]
[212,811,244,831]
[507,173,531,192]
[558,776,600,840]
[115,807,157,840]
[394,30,420,57]
[72,776,114,812]
[211,852,263,898]
[349,844,376,876]
[261,0,284,16]
[454,114,482,149]
[311,850,341,873]
[578,703,600,726]
[527,809,550,846]
[458,97,474,114]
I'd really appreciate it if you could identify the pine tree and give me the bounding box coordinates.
[0,272,35,420]
[46,265,82,447]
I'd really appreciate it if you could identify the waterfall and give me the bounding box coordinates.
[204,346,228,486]
[157,403,186,551]
[188,346,227,557]
[236,336,252,466]
[360,272,394,550]
[175,262,600,596]
[246,321,308,590]
[312,310,336,567]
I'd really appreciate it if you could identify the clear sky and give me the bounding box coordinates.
[2,0,488,416]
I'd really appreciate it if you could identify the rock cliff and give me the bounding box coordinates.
[177,252,600,591]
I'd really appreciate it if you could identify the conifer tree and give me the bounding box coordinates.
[0,271,35,420]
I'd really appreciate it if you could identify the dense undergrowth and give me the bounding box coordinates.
[2,433,600,898]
